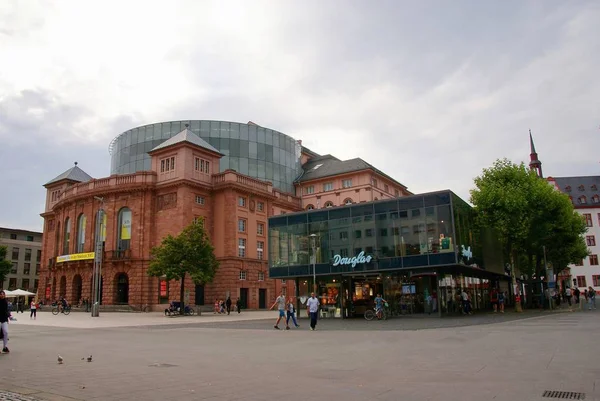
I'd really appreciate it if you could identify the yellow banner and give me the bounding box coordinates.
[120,211,131,240]
[56,252,95,263]
[101,213,107,241]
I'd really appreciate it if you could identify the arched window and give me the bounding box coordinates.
[306,204,314,210]
[76,214,86,253]
[344,198,353,205]
[324,201,334,208]
[63,218,71,255]
[117,207,132,251]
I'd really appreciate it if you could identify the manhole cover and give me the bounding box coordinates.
[148,363,178,368]
[0,391,43,401]
[542,391,586,400]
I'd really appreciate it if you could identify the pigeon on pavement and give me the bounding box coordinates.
[87,355,92,362]
[57,355,63,364]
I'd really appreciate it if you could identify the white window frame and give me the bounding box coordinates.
[257,241,264,260]
[323,182,333,192]
[238,219,247,233]
[305,186,315,194]
[342,179,352,188]
[239,270,247,280]
[238,238,246,257]
[257,223,264,236]
[258,271,265,281]
[257,201,264,212]
[195,195,205,205]
[238,197,246,207]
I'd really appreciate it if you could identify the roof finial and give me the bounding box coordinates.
[74,161,78,166]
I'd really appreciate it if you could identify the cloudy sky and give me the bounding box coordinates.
[1,0,599,232]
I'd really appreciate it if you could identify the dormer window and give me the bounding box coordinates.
[160,156,176,173]
[592,185,598,191]
[579,196,587,205]
[579,185,585,192]
[593,195,600,204]
[565,186,572,192]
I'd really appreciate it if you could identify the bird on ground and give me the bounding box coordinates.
[57,355,63,364]
[87,355,92,362]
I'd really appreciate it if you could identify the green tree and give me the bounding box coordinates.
[470,158,588,311]
[0,245,11,285]
[147,219,219,314]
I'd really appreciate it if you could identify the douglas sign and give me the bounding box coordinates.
[332,251,372,268]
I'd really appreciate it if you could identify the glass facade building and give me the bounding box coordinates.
[109,120,303,193]
[268,191,506,317]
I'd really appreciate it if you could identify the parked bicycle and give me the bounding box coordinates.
[52,305,71,315]
[364,304,389,321]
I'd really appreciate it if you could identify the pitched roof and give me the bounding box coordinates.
[150,126,222,155]
[296,154,409,190]
[44,164,93,186]
[550,175,600,204]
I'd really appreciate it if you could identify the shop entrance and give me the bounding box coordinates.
[383,274,439,315]
[342,275,384,318]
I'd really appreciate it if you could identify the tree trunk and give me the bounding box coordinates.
[180,273,186,315]
[510,248,523,313]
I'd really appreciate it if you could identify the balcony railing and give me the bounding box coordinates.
[106,249,131,260]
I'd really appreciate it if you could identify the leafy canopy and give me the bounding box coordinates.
[470,158,588,275]
[148,219,219,284]
[0,245,11,284]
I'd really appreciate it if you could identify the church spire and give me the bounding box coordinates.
[528,129,543,178]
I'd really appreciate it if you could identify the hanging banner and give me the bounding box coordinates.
[80,215,87,244]
[56,252,95,263]
[120,210,132,240]
[101,213,107,242]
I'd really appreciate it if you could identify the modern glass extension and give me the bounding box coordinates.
[268,190,508,317]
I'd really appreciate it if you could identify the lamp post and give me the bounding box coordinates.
[309,234,317,293]
[91,196,104,317]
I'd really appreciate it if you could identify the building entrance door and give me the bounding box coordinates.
[259,289,267,309]
[194,285,204,306]
[240,288,249,309]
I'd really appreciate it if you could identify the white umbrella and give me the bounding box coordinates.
[3,290,14,297]
[9,289,36,296]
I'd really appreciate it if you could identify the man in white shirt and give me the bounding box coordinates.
[306,292,320,331]
[270,291,287,330]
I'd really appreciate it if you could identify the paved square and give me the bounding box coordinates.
[1,309,599,401]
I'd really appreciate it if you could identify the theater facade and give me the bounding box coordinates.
[268,191,508,317]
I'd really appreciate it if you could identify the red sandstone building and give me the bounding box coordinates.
[39,121,409,309]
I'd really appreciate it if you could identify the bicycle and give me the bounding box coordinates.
[52,305,71,315]
[364,305,388,321]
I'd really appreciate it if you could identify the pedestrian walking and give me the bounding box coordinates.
[587,287,596,310]
[236,297,242,314]
[574,287,580,304]
[30,299,37,320]
[285,297,299,329]
[226,297,232,315]
[306,292,320,331]
[270,291,287,330]
[565,287,573,307]
[0,290,10,353]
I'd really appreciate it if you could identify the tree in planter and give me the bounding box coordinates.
[147,219,219,315]
[470,158,588,311]
[0,246,12,285]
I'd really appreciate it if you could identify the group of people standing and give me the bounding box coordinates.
[214,297,242,315]
[562,286,596,310]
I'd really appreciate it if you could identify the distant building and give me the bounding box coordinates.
[547,176,600,293]
[0,227,42,293]
[529,130,600,294]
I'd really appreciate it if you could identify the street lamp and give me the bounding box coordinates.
[91,196,104,317]
[309,234,317,293]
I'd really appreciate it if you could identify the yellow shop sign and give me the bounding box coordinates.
[56,252,95,263]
